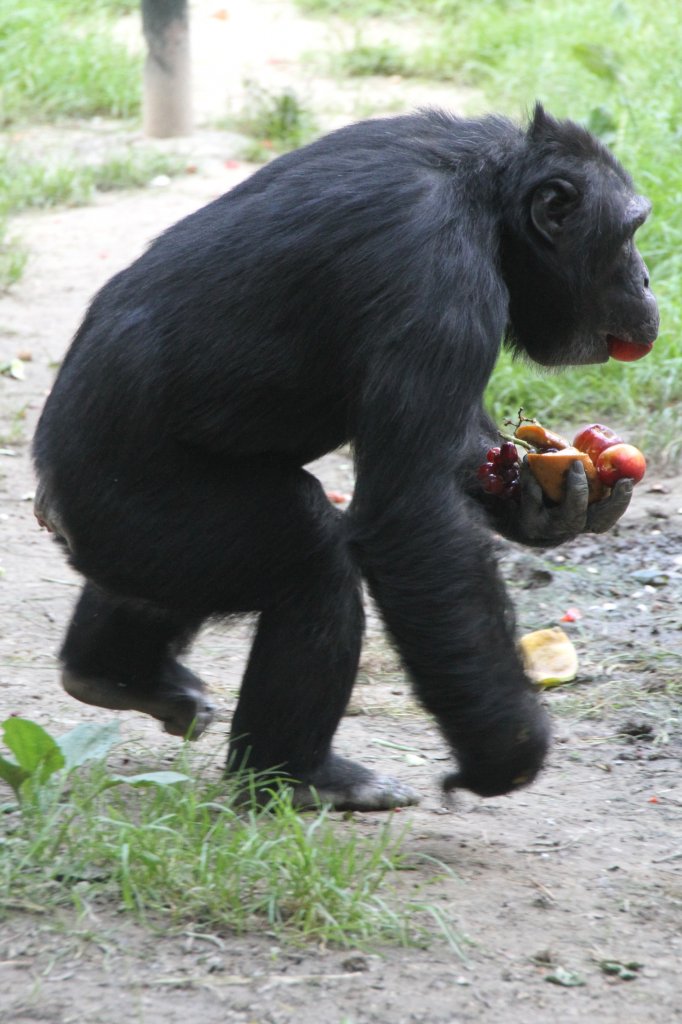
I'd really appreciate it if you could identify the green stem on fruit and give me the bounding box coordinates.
[498,429,534,452]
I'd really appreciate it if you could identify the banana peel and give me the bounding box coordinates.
[519,627,579,688]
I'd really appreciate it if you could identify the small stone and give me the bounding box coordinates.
[342,954,369,973]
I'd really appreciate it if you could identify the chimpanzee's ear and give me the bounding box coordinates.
[530,179,580,245]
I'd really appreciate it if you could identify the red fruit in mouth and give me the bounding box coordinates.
[607,335,654,362]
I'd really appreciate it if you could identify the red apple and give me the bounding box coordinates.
[595,443,646,486]
[607,336,654,362]
[573,423,623,465]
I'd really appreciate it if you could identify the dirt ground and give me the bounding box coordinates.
[1,2,681,1022]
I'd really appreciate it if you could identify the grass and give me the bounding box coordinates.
[232,82,318,161]
[0,146,185,289]
[0,2,141,126]
[332,40,416,78]
[434,0,682,462]
[0,146,186,214]
[0,0,149,288]
[298,0,447,15]
[549,669,682,731]
[299,0,682,464]
[0,400,28,446]
[0,719,461,951]
[67,0,138,13]
[0,221,26,288]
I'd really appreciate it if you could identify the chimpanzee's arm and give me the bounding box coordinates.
[347,310,550,798]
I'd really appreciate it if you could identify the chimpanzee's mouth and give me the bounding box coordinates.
[606,335,654,362]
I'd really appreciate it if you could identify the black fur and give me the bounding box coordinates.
[33,105,658,806]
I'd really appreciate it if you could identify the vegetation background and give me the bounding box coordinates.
[2,0,680,455]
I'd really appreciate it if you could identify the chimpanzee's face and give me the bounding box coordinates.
[505,179,659,368]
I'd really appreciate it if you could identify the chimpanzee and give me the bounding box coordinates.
[33,104,658,810]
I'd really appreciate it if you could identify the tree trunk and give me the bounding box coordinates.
[141,0,192,138]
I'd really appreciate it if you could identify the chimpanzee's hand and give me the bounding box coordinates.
[514,458,633,545]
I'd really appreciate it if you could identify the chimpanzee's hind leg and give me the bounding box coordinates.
[221,468,419,810]
[50,456,418,808]
[227,559,418,810]
[60,583,213,738]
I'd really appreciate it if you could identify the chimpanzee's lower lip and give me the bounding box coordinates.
[606,335,654,362]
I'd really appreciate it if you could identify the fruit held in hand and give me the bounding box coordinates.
[481,411,645,503]
[573,423,646,485]
[477,442,521,498]
[595,443,646,486]
[515,423,569,451]
[526,447,605,504]
[572,423,623,463]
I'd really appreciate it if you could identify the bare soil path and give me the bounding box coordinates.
[1,3,681,1022]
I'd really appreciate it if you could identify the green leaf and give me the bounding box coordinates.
[599,960,642,980]
[57,721,120,771]
[2,718,65,781]
[0,753,29,795]
[107,770,190,788]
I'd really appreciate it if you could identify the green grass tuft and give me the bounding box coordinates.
[0,720,462,951]
[333,40,415,77]
[0,220,26,290]
[298,0,461,16]
[233,82,319,158]
[0,1,141,125]
[0,145,185,218]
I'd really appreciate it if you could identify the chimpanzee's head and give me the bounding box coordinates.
[501,104,659,367]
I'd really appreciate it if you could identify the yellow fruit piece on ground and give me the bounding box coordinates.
[518,627,579,688]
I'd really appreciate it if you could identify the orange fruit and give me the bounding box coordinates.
[526,447,606,504]
[515,423,569,450]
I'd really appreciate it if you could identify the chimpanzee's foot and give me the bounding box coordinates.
[289,753,420,811]
[61,661,215,739]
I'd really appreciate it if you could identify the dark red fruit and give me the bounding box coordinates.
[499,441,519,465]
[573,423,623,464]
[478,439,521,499]
[484,476,506,496]
[607,336,654,362]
